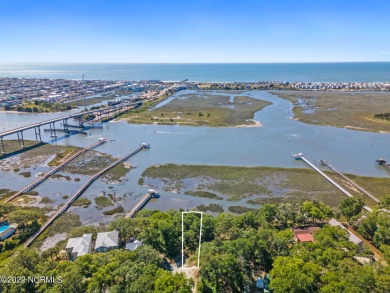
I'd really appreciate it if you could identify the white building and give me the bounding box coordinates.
[65,234,93,260]
[95,231,119,253]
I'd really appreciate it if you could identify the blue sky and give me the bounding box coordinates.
[1,0,390,63]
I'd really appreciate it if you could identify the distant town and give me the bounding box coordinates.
[1,78,390,111]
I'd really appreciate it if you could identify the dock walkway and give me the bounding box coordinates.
[5,140,106,203]
[24,144,149,247]
[321,160,380,203]
[125,190,158,218]
[293,153,373,213]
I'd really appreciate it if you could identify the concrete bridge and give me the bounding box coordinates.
[0,101,141,155]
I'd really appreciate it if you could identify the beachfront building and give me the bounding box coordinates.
[95,231,119,253]
[65,233,93,260]
[0,222,17,241]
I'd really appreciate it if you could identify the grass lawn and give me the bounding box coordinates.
[123,91,271,127]
[273,91,390,133]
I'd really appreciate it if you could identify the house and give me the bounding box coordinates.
[328,218,363,247]
[65,234,92,260]
[125,239,143,251]
[0,223,17,241]
[95,231,119,252]
[292,227,319,243]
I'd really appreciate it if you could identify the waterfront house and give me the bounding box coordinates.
[125,239,143,251]
[65,233,93,260]
[95,231,119,252]
[328,218,363,247]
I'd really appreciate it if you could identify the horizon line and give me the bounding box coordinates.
[1,61,390,65]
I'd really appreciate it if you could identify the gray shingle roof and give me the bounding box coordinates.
[95,231,119,249]
[66,233,92,257]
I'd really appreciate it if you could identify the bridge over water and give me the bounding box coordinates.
[0,101,140,154]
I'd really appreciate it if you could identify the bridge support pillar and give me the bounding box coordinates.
[0,137,6,154]
[20,131,25,148]
[63,119,69,132]
[34,126,42,141]
[16,131,25,148]
[50,122,57,138]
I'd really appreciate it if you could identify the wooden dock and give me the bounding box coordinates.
[24,143,150,247]
[125,189,159,218]
[320,160,380,203]
[5,140,106,203]
[293,153,373,213]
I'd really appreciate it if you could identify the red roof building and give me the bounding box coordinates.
[292,228,318,243]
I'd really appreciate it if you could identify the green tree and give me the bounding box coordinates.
[7,210,39,226]
[339,197,363,220]
[215,212,242,240]
[0,203,16,217]
[313,225,352,250]
[108,218,136,244]
[320,259,375,293]
[270,256,321,293]
[198,253,249,293]
[358,213,377,239]
[373,212,390,246]
[380,195,390,210]
[302,200,333,223]
[154,270,193,293]
[259,204,277,223]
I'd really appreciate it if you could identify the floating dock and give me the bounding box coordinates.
[125,189,160,218]
[293,153,373,212]
[24,143,150,247]
[5,140,106,203]
[377,158,390,171]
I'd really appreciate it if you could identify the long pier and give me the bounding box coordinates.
[293,153,373,212]
[4,140,106,203]
[0,102,139,155]
[320,160,380,203]
[24,143,150,247]
[125,189,159,218]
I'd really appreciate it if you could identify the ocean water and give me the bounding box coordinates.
[1,62,390,82]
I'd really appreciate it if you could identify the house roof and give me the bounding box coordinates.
[292,229,315,243]
[95,231,119,249]
[66,234,92,257]
[328,218,363,246]
[125,239,143,251]
[296,233,314,242]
